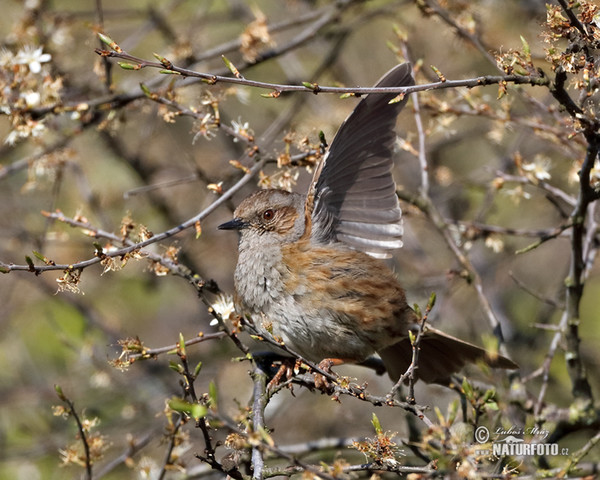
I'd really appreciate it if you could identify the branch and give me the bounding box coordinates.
[54,386,93,480]
[0,156,265,275]
[94,37,549,97]
[251,363,268,480]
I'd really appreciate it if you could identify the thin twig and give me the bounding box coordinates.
[98,44,550,95]
[0,157,265,275]
[251,363,268,480]
[55,387,93,480]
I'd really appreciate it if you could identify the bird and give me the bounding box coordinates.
[218,63,517,384]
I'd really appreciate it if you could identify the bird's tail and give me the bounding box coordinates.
[378,326,518,385]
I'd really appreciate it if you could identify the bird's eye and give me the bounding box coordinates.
[262,209,274,220]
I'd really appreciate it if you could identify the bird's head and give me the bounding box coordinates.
[218,189,306,247]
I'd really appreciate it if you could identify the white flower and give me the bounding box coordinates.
[21,90,41,108]
[231,117,251,143]
[485,235,504,253]
[15,46,51,74]
[210,293,235,326]
[522,155,551,182]
[4,120,46,145]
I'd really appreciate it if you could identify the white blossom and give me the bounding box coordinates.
[15,46,51,74]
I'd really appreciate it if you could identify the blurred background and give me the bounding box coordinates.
[1,0,599,478]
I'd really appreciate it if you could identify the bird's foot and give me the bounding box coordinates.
[314,358,343,393]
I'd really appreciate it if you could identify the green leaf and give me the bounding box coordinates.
[32,251,46,262]
[461,377,474,401]
[98,33,115,47]
[152,52,172,68]
[140,83,153,97]
[178,332,186,356]
[447,399,458,425]
[427,292,437,310]
[194,361,203,377]
[168,397,207,420]
[221,55,240,77]
[54,384,66,401]
[118,62,137,70]
[371,413,383,435]
[388,93,406,104]
[208,380,218,409]
[169,361,183,373]
[434,406,445,424]
[482,388,496,404]
[159,69,181,75]
[520,35,531,58]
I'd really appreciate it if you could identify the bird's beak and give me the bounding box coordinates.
[218,218,247,230]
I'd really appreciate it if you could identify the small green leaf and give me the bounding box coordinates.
[388,93,406,104]
[25,256,34,268]
[430,64,446,82]
[178,332,186,356]
[386,40,400,55]
[447,399,458,424]
[194,361,203,377]
[54,384,66,401]
[257,426,275,446]
[408,330,416,345]
[168,397,207,420]
[520,35,531,57]
[302,81,320,92]
[98,33,117,48]
[434,406,445,424]
[97,33,122,53]
[32,251,46,262]
[208,380,218,408]
[169,361,183,373]
[140,83,153,97]
[221,55,241,78]
[339,92,354,99]
[260,91,280,98]
[159,69,180,75]
[153,52,172,68]
[427,292,437,310]
[462,377,474,401]
[118,62,137,70]
[482,388,496,404]
[371,413,383,435]
[318,130,327,148]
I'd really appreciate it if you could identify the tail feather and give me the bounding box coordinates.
[378,326,518,385]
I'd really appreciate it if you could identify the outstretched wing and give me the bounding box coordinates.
[310,63,414,258]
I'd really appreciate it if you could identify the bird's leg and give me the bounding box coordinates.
[266,358,302,391]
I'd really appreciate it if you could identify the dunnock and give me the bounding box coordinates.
[219,64,517,384]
